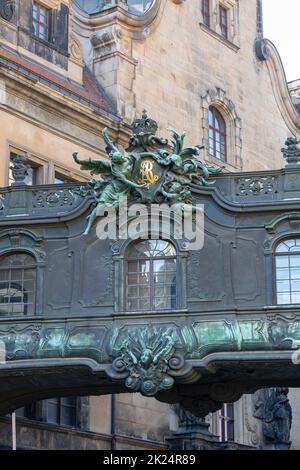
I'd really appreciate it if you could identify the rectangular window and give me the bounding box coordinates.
[47,397,77,427]
[219,5,228,39]
[202,0,210,27]
[218,403,234,441]
[32,1,50,42]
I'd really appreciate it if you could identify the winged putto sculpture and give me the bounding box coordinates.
[73,112,223,234]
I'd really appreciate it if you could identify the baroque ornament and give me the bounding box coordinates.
[254,388,292,449]
[0,0,14,22]
[281,136,300,167]
[73,112,222,234]
[107,326,185,396]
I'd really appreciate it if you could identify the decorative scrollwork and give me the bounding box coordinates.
[73,112,222,234]
[107,326,186,396]
[235,176,278,196]
[32,189,78,208]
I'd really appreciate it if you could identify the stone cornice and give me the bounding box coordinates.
[255,38,300,135]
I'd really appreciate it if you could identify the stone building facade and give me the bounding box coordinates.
[0,0,299,450]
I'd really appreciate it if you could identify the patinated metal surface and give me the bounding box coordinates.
[1,127,300,416]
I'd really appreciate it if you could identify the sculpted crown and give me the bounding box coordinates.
[131,110,158,136]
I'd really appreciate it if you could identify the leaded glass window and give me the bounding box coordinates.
[126,240,177,312]
[275,239,300,305]
[0,253,36,316]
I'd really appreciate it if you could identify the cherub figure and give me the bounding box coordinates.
[73,128,145,234]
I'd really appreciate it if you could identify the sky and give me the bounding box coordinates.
[263,0,300,82]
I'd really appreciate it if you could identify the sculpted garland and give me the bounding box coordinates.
[73,112,222,234]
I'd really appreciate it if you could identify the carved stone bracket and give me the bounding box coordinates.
[106,326,192,396]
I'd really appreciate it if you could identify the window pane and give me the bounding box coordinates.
[292,292,300,304]
[47,399,59,424]
[276,268,290,280]
[61,397,76,427]
[276,257,289,268]
[277,293,291,305]
[291,268,300,279]
[277,280,290,293]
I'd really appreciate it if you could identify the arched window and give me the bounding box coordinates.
[0,253,36,316]
[209,107,227,161]
[125,240,177,312]
[275,239,300,305]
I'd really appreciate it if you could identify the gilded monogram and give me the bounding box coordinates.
[137,160,159,188]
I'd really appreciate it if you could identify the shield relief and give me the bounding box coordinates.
[133,156,166,202]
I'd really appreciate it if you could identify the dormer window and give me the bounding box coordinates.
[32,1,50,42]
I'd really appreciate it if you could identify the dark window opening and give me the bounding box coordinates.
[208,107,227,161]
[46,397,77,427]
[16,397,78,428]
[126,240,177,312]
[202,0,210,27]
[219,5,228,39]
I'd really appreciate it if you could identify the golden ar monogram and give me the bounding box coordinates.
[137,159,159,187]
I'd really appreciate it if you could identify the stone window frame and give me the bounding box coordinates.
[32,1,51,42]
[6,144,87,186]
[0,231,46,317]
[8,147,47,186]
[200,0,240,51]
[264,214,300,306]
[125,239,178,313]
[274,237,300,307]
[111,214,189,313]
[201,87,242,170]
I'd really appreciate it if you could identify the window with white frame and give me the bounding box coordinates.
[275,239,300,305]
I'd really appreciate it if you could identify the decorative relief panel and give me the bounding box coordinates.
[230,237,262,301]
[187,232,226,303]
[32,188,79,209]
[235,176,278,197]
[45,246,74,310]
[79,239,114,307]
